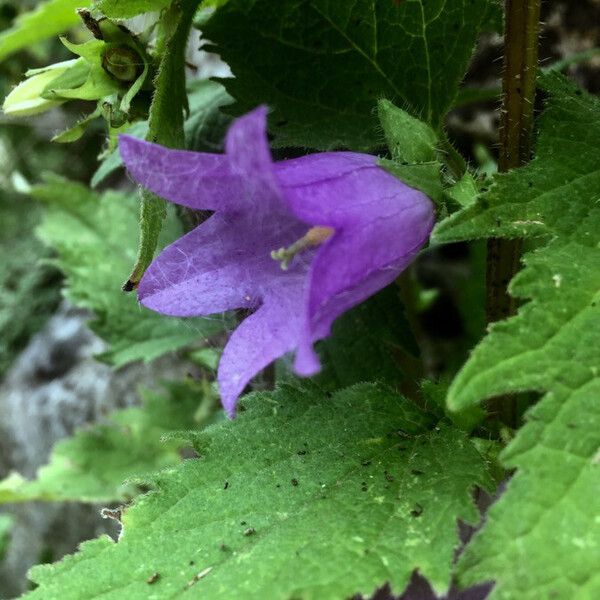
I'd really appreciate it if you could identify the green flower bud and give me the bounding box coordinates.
[102,46,142,83]
[2,60,77,116]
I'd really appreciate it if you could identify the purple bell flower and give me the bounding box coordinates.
[119,107,435,416]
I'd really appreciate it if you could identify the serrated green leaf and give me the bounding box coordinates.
[32,175,226,367]
[434,75,600,245]
[434,75,600,599]
[203,0,492,150]
[94,0,172,19]
[0,0,91,63]
[444,172,479,209]
[25,383,492,599]
[0,382,203,504]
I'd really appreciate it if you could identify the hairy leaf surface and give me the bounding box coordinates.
[26,383,492,599]
[204,0,491,150]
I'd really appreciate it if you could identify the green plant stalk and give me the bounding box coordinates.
[123,0,200,291]
[487,0,541,427]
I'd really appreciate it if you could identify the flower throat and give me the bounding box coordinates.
[271,226,334,270]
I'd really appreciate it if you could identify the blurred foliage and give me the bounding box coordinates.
[0,380,216,504]
[32,175,229,367]
[0,193,60,377]
[0,0,89,64]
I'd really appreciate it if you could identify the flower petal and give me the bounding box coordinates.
[138,210,308,316]
[293,171,435,366]
[276,153,428,228]
[119,106,281,214]
[218,287,305,417]
[119,135,236,211]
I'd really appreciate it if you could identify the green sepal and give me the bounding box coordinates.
[43,37,117,101]
[2,60,75,116]
[380,159,443,206]
[39,57,90,98]
[52,107,102,143]
[378,99,438,163]
[444,172,479,209]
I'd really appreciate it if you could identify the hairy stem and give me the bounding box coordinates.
[487,0,541,427]
[123,1,200,291]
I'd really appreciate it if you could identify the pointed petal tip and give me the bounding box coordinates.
[220,390,239,420]
[293,342,321,377]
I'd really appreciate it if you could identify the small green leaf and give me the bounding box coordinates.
[378,99,438,163]
[33,175,226,367]
[0,382,203,504]
[445,172,479,209]
[0,0,91,63]
[25,383,493,599]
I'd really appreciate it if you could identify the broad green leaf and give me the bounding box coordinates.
[94,0,172,19]
[25,383,493,599]
[0,382,203,504]
[0,0,91,63]
[204,0,491,150]
[435,75,600,599]
[33,175,226,367]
